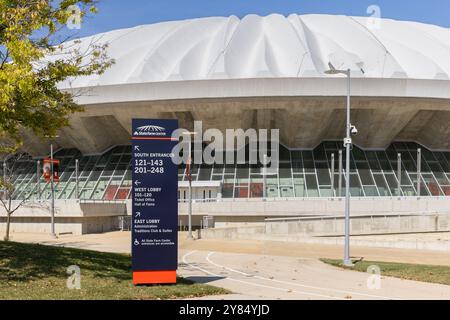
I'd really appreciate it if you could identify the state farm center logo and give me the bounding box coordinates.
[133,125,166,136]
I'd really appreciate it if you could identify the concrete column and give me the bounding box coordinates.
[397,153,402,197]
[75,159,79,200]
[417,148,422,197]
[331,153,335,197]
[36,160,41,200]
[338,150,343,197]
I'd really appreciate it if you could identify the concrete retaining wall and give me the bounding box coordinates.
[265,214,450,237]
[200,214,450,247]
[0,200,126,235]
[178,197,450,219]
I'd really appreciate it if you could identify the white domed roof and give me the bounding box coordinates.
[60,13,450,88]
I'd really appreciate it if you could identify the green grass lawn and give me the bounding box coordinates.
[0,241,228,300]
[321,258,450,286]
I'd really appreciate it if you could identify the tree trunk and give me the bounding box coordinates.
[4,211,11,241]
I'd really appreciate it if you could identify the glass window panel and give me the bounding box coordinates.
[305,175,319,197]
[400,170,412,186]
[433,171,449,185]
[435,153,450,172]
[294,177,307,197]
[384,174,399,194]
[320,187,333,197]
[103,162,117,174]
[409,174,430,196]
[91,177,110,200]
[236,165,249,184]
[279,164,292,179]
[364,186,379,197]
[422,149,436,162]
[420,157,431,173]
[313,145,327,161]
[123,145,132,153]
[292,162,303,174]
[224,164,235,174]
[198,165,212,181]
[374,174,391,196]
[441,185,450,196]
[120,154,131,165]
[366,152,381,171]
[279,145,291,161]
[302,152,315,173]
[250,164,261,174]
[403,160,417,172]
[291,151,302,161]
[114,164,127,177]
[59,181,76,199]
[104,177,122,200]
[349,174,364,196]
[316,163,331,185]
[188,164,199,175]
[97,152,112,166]
[358,169,375,186]
[266,185,279,198]
[109,155,121,164]
[249,178,264,198]
[386,146,397,161]
[352,146,366,161]
[223,178,234,194]
[377,152,392,171]
[401,186,416,196]
[422,174,443,196]
[333,173,341,193]
[280,186,294,198]
[87,170,102,181]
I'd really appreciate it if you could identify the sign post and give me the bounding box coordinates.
[131,119,179,285]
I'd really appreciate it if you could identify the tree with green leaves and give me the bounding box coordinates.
[0,0,113,152]
[0,154,35,241]
[0,0,113,240]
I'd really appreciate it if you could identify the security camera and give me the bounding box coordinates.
[350,125,358,135]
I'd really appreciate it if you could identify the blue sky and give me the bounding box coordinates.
[72,0,449,37]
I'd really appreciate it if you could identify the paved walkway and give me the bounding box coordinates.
[8,231,132,254]
[7,231,450,300]
[180,250,450,300]
[9,231,450,265]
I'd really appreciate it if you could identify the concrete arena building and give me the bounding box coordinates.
[2,14,450,235]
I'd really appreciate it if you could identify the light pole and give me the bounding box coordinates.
[325,63,354,266]
[36,160,41,200]
[50,143,56,238]
[262,154,267,199]
[75,159,79,200]
[45,136,59,238]
[183,131,197,239]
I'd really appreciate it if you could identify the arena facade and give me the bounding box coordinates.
[2,14,450,234]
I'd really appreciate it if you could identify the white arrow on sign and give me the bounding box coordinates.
[134,146,140,151]
[134,180,141,186]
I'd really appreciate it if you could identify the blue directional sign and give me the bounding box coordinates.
[131,119,178,284]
